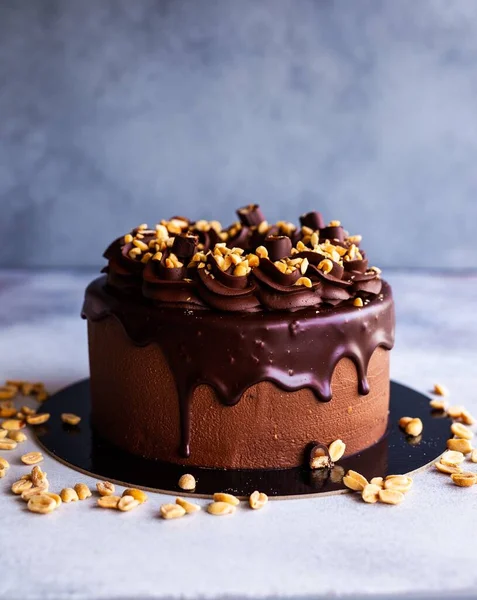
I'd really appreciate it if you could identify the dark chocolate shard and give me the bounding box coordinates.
[344,258,369,273]
[264,235,292,262]
[237,204,265,227]
[320,226,345,243]
[172,233,199,258]
[300,211,325,231]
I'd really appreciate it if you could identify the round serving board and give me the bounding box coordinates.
[33,380,450,499]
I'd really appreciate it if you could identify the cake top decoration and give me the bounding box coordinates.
[102,205,383,312]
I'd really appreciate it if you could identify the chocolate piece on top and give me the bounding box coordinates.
[237,204,265,227]
[300,211,325,231]
[264,235,293,262]
[172,233,199,259]
[320,225,345,243]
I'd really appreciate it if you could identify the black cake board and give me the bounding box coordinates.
[32,380,451,499]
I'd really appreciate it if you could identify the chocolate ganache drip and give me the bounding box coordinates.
[84,206,395,458]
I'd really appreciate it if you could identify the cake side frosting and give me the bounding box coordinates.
[83,277,394,458]
[87,317,391,468]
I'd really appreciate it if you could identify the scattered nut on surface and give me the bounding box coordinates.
[26,413,50,426]
[398,416,413,429]
[0,408,17,419]
[213,492,240,506]
[20,382,33,396]
[97,495,120,509]
[451,473,477,488]
[440,450,465,467]
[435,462,463,475]
[22,484,49,501]
[31,465,47,487]
[207,501,236,516]
[61,413,81,426]
[60,488,79,503]
[447,406,464,419]
[21,452,43,465]
[21,406,36,416]
[0,430,7,439]
[160,503,186,519]
[328,439,346,462]
[44,492,62,508]
[8,431,27,442]
[74,483,92,500]
[0,439,17,450]
[0,385,17,400]
[96,481,115,496]
[30,382,47,396]
[343,470,369,492]
[430,398,447,411]
[0,456,10,470]
[384,475,413,493]
[460,410,475,426]
[27,493,57,514]
[362,484,381,504]
[1,419,25,431]
[433,383,448,396]
[5,379,24,388]
[446,438,473,455]
[370,477,384,488]
[178,473,196,491]
[405,418,423,437]
[471,449,477,463]
[451,422,473,440]
[378,489,405,505]
[12,479,33,494]
[118,495,140,512]
[176,497,201,514]
[122,488,148,504]
[249,491,268,510]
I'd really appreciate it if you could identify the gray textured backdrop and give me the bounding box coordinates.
[1,0,477,269]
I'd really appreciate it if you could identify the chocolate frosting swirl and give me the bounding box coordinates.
[300,211,325,230]
[102,207,383,313]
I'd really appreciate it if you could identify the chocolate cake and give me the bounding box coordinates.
[82,206,395,469]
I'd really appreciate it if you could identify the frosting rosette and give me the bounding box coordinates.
[195,245,261,311]
[103,225,160,293]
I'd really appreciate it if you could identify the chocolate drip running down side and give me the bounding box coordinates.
[83,277,395,458]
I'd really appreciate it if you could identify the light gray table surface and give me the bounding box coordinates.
[0,269,476,600]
